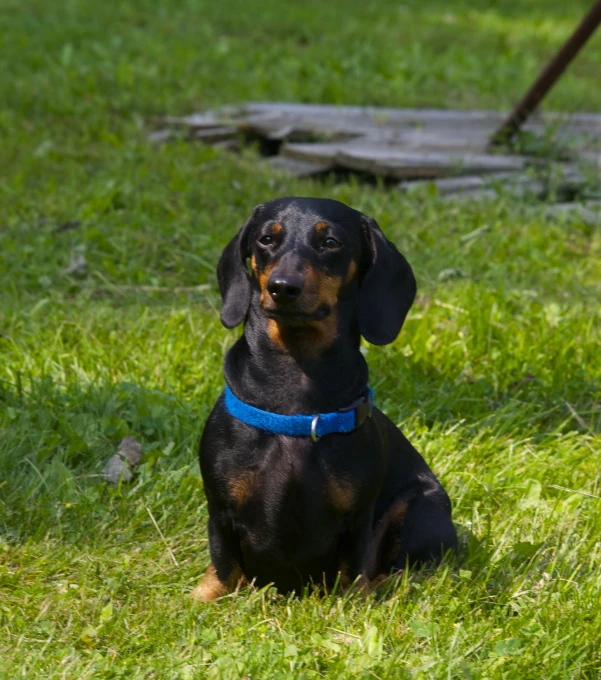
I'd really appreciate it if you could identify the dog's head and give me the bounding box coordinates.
[217,197,416,347]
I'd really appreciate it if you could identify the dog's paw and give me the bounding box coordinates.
[190,564,247,602]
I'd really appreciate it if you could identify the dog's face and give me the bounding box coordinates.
[217,197,416,347]
[250,201,362,325]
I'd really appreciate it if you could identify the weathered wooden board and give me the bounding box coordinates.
[190,126,238,142]
[155,103,601,196]
[266,155,332,177]
[282,142,528,179]
[400,173,514,195]
[162,103,601,152]
[544,200,601,222]
[227,103,601,147]
[281,142,351,165]
[336,146,527,178]
[442,189,500,202]
[161,112,225,128]
[582,152,601,167]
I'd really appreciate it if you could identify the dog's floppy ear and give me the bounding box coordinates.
[217,206,262,328]
[358,215,417,345]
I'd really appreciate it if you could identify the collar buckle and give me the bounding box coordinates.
[338,389,373,428]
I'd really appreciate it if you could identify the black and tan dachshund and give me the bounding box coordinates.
[192,197,456,601]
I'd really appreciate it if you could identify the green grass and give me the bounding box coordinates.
[1,0,601,677]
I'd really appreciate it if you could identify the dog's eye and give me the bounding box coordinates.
[258,235,274,246]
[323,236,341,249]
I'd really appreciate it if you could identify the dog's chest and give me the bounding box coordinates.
[226,436,354,556]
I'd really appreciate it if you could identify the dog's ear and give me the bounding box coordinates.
[358,215,417,345]
[217,206,262,328]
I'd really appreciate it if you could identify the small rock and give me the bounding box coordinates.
[102,437,142,484]
[117,436,142,465]
[64,251,88,278]
[53,220,81,234]
[102,455,133,484]
[147,129,173,144]
[438,268,466,282]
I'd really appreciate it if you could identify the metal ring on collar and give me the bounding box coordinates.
[311,414,320,442]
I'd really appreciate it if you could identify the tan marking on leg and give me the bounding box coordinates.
[365,500,409,578]
[228,470,260,506]
[328,477,357,513]
[190,564,246,602]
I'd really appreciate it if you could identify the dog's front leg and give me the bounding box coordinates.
[190,516,246,602]
[339,509,374,593]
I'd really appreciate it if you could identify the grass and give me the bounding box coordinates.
[1,0,601,677]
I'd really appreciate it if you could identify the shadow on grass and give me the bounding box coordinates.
[0,356,598,544]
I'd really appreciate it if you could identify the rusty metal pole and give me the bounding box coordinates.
[491,0,601,146]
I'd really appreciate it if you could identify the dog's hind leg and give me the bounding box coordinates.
[391,492,457,570]
[365,499,409,581]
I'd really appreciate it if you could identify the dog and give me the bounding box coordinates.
[191,197,456,601]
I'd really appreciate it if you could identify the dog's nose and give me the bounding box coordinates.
[267,276,302,304]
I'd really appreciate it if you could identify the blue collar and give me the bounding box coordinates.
[224,385,374,441]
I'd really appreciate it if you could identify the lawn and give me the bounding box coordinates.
[1,0,601,677]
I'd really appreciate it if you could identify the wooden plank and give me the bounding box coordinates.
[266,156,332,177]
[502,175,546,197]
[239,119,357,143]
[282,142,350,165]
[581,151,601,167]
[399,173,515,195]
[161,113,224,128]
[239,106,502,143]
[544,200,601,222]
[443,183,546,202]
[283,142,528,178]
[190,126,238,142]
[147,129,174,144]
[240,103,601,138]
[334,146,527,179]
[442,189,500,202]
[440,174,545,200]
[241,103,507,125]
[162,105,601,153]
[162,105,601,157]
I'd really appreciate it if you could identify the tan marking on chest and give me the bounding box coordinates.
[266,314,338,358]
[328,477,358,513]
[228,469,261,506]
